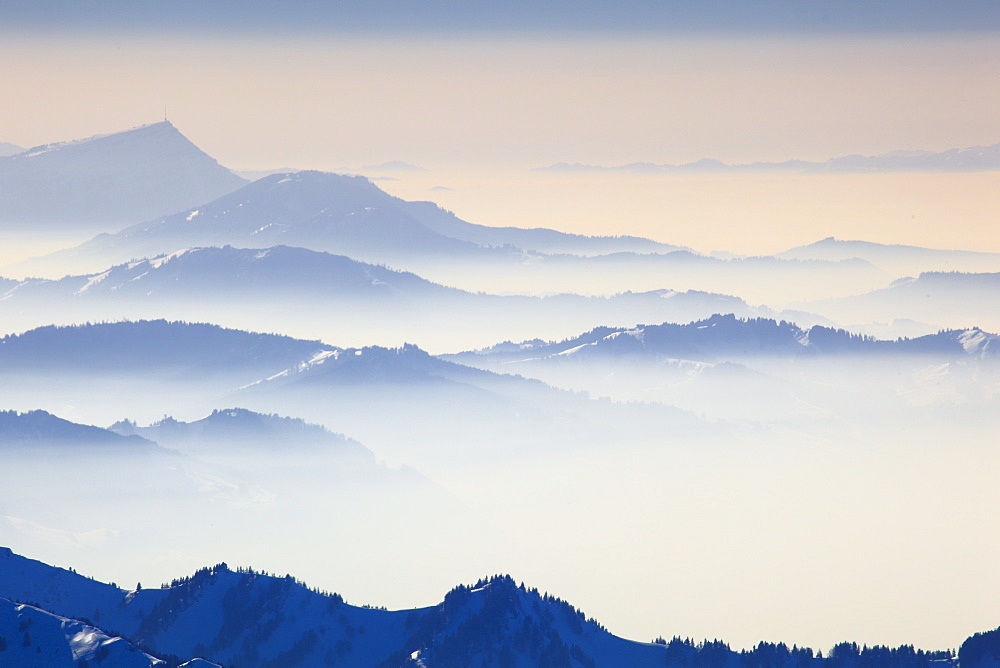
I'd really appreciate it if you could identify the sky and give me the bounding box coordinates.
[2,2,998,255]
[3,1,999,168]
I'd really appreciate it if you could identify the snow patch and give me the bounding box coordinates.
[958,328,988,355]
[149,249,193,269]
[74,270,112,295]
[68,628,102,660]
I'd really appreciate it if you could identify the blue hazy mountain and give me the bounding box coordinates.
[445,314,1000,421]
[0,320,333,380]
[0,141,23,157]
[113,407,373,460]
[0,409,158,449]
[0,320,340,425]
[6,163,888,306]
[538,142,1000,175]
[0,121,247,231]
[23,168,678,274]
[799,271,1000,335]
[233,340,711,473]
[105,407,432,502]
[0,245,816,351]
[0,318,706,467]
[449,314,998,364]
[9,244,460,300]
[777,237,1000,276]
[0,546,968,668]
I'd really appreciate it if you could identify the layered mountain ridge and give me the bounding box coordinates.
[0,547,984,668]
[453,314,999,364]
[538,141,1000,174]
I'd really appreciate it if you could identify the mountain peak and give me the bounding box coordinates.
[18,120,184,159]
[0,121,247,229]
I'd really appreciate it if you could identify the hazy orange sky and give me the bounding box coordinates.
[2,32,998,255]
[2,34,998,169]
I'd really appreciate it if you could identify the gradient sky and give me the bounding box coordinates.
[2,5,998,247]
[2,1,999,167]
[3,1,999,35]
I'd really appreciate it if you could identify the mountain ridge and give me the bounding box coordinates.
[536,142,1000,174]
[0,121,247,230]
[451,314,999,364]
[0,547,983,668]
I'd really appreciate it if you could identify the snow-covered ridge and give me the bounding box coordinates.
[15,121,175,159]
[0,598,163,667]
[0,120,247,229]
[456,315,1000,365]
[0,548,969,668]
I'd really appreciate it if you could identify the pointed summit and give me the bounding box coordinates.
[0,121,247,231]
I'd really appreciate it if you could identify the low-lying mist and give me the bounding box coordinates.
[0,317,996,650]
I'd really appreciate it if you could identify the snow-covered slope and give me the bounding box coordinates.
[0,549,668,667]
[0,548,963,668]
[0,597,163,667]
[0,121,247,230]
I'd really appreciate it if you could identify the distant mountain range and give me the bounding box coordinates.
[798,271,1000,335]
[112,407,363,453]
[537,142,1000,174]
[0,122,247,230]
[14,167,678,274]
[0,142,23,157]
[777,237,1000,276]
[0,409,157,449]
[0,122,925,307]
[0,320,706,470]
[0,245,824,351]
[445,314,1000,421]
[0,320,330,380]
[451,314,999,365]
[0,546,990,668]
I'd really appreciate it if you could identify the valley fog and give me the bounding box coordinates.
[0,329,996,651]
[0,119,997,663]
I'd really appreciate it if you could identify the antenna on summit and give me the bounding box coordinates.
[164,104,168,122]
